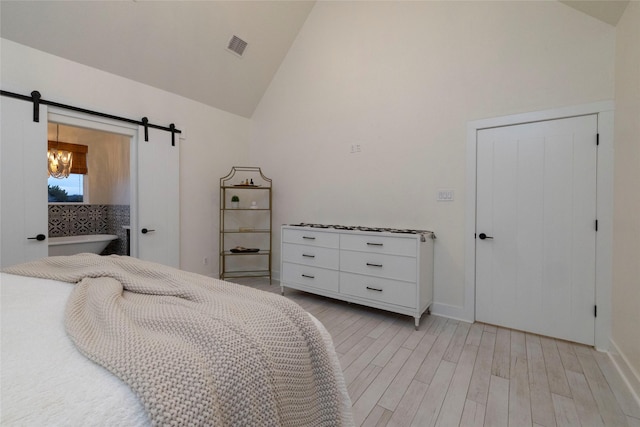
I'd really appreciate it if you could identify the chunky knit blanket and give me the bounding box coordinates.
[4,254,353,426]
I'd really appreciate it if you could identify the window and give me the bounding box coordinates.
[48,174,85,203]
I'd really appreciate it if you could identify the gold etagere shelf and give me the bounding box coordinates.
[219,167,272,283]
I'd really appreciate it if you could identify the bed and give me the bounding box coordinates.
[1,254,353,426]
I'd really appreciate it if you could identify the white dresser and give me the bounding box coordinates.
[281,224,434,328]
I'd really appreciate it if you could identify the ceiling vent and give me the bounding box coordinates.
[227,35,248,57]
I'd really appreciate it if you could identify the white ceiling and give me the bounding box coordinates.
[559,0,629,26]
[0,1,315,118]
[0,1,628,119]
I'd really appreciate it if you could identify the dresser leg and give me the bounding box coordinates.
[414,317,420,330]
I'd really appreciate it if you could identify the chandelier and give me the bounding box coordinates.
[48,124,73,179]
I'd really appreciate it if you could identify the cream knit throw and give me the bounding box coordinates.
[4,254,351,426]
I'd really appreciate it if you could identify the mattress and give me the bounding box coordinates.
[0,271,349,425]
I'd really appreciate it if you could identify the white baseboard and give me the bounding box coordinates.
[609,338,640,409]
[430,302,473,324]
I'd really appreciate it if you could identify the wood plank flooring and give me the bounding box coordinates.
[239,279,640,427]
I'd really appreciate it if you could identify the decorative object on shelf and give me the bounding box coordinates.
[220,167,272,283]
[230,246,260,253]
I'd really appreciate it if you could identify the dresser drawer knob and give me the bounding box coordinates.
[366,286,383,292]
[302,254,315,258]
[367,242,383,246]
[366,262,383,267]
[301,274,315,279]
[302,236,316,240]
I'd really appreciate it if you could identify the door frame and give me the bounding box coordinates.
[464,101,614,350]
[48,107,140,257]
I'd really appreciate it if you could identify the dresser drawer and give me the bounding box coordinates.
[340,233,417,257]
[340,272,416,308]
[282,228,339,248]
[340,251,416,282]
[282,262,339,292]
[282,243,339,270]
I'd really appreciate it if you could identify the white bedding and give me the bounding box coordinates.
[0,272,349,426]
[1,272,149,426]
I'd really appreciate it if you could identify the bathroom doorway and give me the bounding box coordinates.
[47,117,131,256]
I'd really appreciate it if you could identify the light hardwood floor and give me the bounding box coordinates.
[241,279,640,427]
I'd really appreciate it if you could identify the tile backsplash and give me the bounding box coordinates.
[48,204,130,255]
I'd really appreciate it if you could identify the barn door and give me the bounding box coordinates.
[0,96,49,268]
[475,115,597,345]
[135,126,180,268]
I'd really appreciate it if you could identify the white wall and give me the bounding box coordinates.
[250,1,615,317]
[1,39,250,275]
[86,134,130,206]
[612,0,640,391]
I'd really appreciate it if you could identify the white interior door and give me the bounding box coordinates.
[136,127,180,268]
[0,97,49,268]
[475,115,598,345]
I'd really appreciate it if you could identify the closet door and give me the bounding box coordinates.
[475,115,597,345]
[0,97,49,268]
[136,126,180,268]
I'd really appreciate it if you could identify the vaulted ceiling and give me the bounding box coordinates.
[559,0,629,26]
[0,1,315,118]
[0,1,628,119]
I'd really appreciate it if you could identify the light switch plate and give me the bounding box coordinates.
[437,189,454,201]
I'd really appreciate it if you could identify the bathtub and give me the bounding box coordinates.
[48,234,119,256]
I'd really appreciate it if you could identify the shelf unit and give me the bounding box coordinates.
[219,167,272,282]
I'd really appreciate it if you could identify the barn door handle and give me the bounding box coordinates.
[141,228,156,234]
[27,234,46,241]
[478,233,493,240]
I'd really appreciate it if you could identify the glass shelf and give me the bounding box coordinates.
[222,229,271,233]
[221,250,271,256]
[222,208,271,211]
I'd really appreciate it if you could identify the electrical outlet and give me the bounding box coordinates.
[350,144,362,154]
[203,257,209,265]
